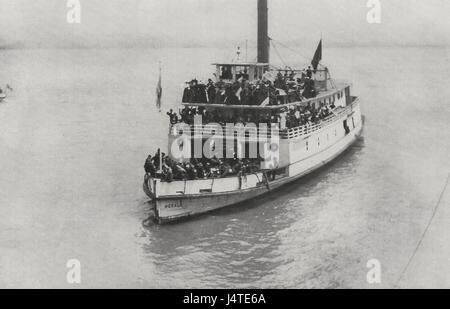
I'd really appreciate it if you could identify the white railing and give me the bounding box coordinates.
[169,124,276,139]
[169,98,359,140]
[281,99,358,139]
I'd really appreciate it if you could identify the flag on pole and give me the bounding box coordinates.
[156,62,162,112]
[311,39,322,73]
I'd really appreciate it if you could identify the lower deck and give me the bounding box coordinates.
[145,99,363,223]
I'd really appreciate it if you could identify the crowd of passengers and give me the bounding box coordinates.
[167,101,335,130]
[182,66,318,106]
[150,99,335,182]
[144,149,264,182]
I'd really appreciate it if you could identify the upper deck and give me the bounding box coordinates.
[181,62,336,112]
[170,83,356,142]
[182,81,352,111]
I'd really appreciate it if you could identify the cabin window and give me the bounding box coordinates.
[220,66,233,79]
[306,141,309,151]
[235,66,249,80]
[255,66,267,80]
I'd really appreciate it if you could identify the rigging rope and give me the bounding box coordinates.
[270,37,327,70]
[270,37,311,64]
[269,36,334,89]
[270,39,290,69]
[395,172,450,287]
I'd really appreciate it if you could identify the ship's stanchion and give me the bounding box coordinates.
[210,177,215,192]
[238,172,247,190]
[262,172,271,191]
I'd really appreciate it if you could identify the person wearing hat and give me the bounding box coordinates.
[167,109,179,125]
[196,162,206,179]
[144,155,156,177]
[182,81,195,103]
[306,66,313,79]
[161,162,173,182]
[206,79,216,103]
[190,79,200,103]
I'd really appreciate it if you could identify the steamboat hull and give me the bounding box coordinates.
[145,103,363,224]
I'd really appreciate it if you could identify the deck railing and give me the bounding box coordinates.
[281,101,357,139]
[181,84,349,110]
[169,124,276,140]
[169,98,358,141]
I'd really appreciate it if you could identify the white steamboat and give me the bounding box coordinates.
[144,0,363,224]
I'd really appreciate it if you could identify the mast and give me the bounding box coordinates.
[257,0,269,63]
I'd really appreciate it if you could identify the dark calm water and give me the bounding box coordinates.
[0,46,449,288]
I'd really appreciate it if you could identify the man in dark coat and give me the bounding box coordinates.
[206,79,216,103]
[182,81,194,103]
[167,109,179,124]
[144,155,156,177]
[306,66,313,79]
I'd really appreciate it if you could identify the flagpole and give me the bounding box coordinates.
[159,61,162,113]
[159,148,162,173]
[159,61,161,113]
[156,61,162,113]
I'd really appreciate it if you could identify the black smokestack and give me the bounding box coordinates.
[257,0,269,63]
